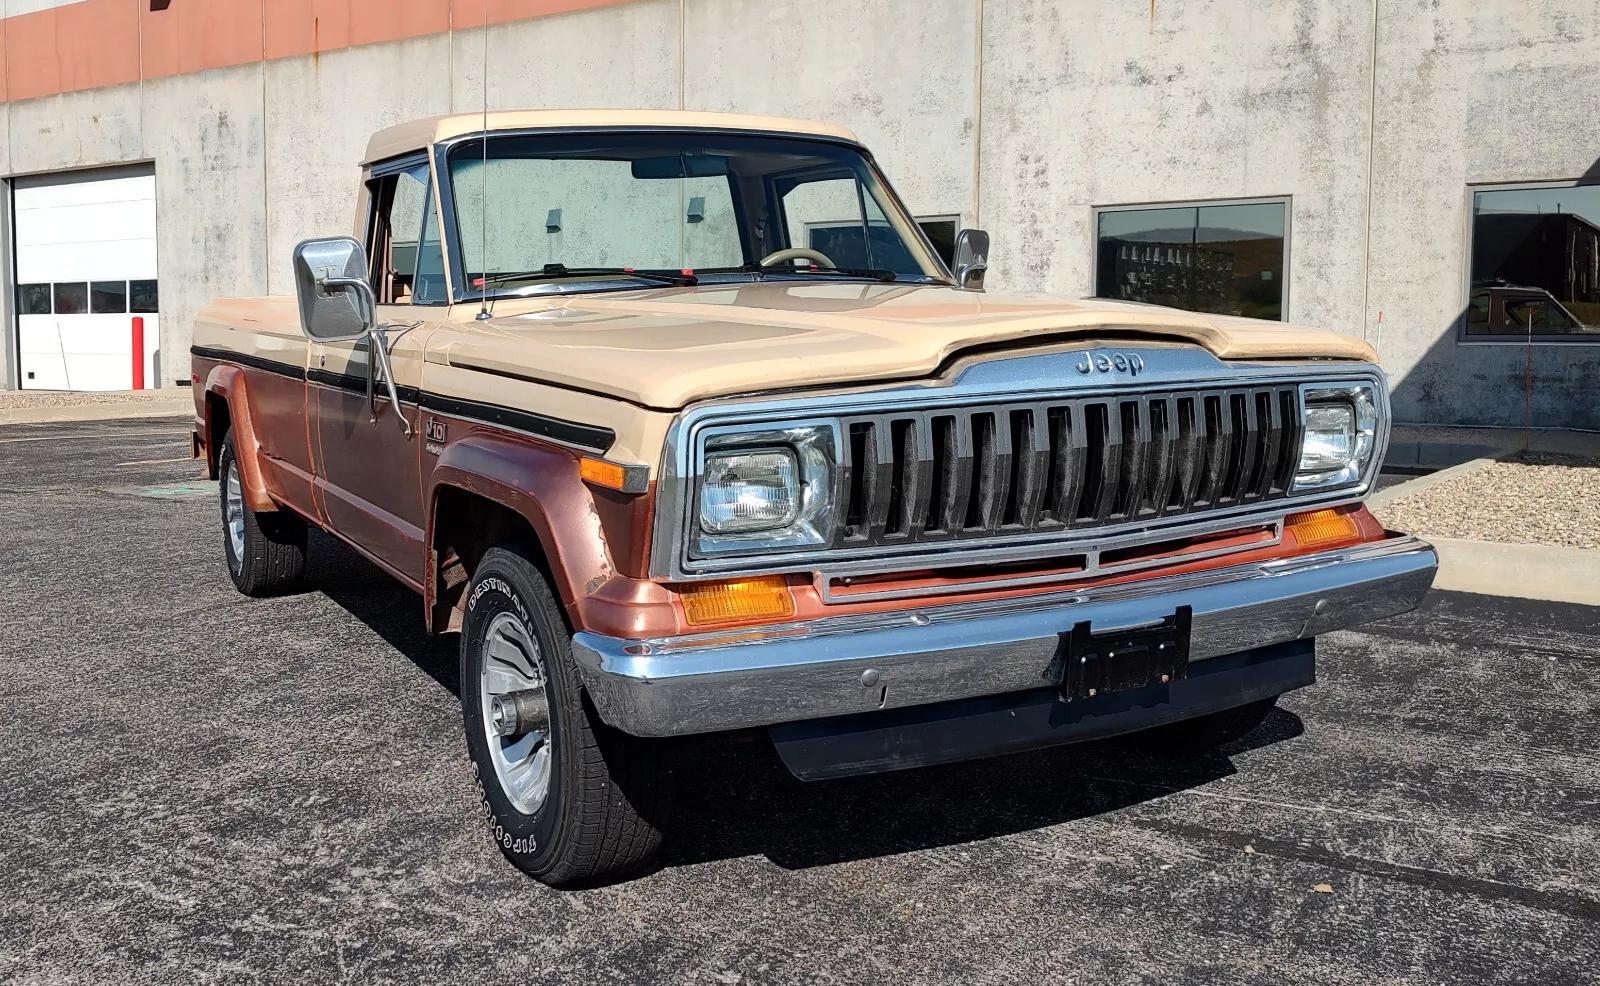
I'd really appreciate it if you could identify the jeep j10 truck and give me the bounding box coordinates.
[190,109,1437,886]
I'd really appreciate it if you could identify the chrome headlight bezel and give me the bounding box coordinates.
[1292,382,1381,494]
[691,422,836,557]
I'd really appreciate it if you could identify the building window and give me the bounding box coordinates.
[130,280,160,313]
[91,281,128,314]
[1094,199,1288,321]
[17,283,51,315]
[1466,182,1600,340]
[917,216,960,269]
[53,282,88,315]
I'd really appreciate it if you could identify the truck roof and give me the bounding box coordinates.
[363,110,863,165]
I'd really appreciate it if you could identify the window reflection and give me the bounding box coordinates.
[1468,184,1600,337]
[1095,201,1286,320]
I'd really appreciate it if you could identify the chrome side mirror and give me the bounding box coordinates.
[953,228,990,291]
[292,236,375,341]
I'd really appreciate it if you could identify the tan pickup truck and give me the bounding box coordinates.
[190,109,1437,886]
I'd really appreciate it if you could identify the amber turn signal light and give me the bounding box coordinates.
[580,457,647,494]
[679,576,796,627]
[1286,507,1362,551]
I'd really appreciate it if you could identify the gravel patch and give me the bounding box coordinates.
[1373,453,1600,549]
[0,389,189,409]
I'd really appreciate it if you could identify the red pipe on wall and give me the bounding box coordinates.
[132,316,145,391]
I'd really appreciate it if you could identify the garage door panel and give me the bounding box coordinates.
[14,170,159,391]
[17,243,160,284]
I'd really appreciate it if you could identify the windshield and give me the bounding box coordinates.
[445,131,948,298]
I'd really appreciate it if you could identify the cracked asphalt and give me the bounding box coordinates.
[2,417,1598,985]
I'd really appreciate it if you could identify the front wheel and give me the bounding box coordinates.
[460,545,672,887]
[218,431,306,596]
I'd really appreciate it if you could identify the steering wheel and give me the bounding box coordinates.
[760,247,837,269]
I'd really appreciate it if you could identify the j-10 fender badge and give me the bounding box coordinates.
[1075,351,1145,376]
[425,417,447,455]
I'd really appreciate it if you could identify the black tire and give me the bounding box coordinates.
[460,545,672,887]
[218,430,307,596]
[1130,697,1279,753]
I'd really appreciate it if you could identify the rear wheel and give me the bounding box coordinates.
[1132,697,1278,753]
[218,431,306,596]
[460,545,672,887]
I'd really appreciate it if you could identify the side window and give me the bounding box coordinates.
[366,163,446,305]
[778,174,922,275]
[780,176,867,267]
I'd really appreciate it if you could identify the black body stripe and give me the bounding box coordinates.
[418,392,615,451]
[192,345,306,380]
[192,345,614,452]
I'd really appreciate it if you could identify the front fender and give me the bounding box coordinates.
[428,432,617,620]
[203,365,277,514]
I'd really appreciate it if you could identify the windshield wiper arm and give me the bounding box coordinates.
[477,264,697,288]
[777,266,899,283]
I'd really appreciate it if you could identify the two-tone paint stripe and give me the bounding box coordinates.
[191,344,616,453]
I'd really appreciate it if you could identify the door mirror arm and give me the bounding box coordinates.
[366,323,417,438]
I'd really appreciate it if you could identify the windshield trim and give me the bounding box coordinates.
[432,127,955,306]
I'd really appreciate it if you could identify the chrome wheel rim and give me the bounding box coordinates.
[480,611,553,816]
[224,459,245,572]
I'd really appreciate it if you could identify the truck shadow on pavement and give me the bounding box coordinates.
[305,531,1305,875]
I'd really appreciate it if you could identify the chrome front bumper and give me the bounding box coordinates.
[572,536,1438,738]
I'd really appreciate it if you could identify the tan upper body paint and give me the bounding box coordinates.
[198,109,1377,473]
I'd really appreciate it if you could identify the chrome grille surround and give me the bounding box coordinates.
[649,343,1390,582]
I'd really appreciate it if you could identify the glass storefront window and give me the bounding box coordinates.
[1095,200,1287,321]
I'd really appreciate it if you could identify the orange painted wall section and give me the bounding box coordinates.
[1,0,636,103]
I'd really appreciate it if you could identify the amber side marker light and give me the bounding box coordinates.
[680,576,796,627]
[580,457,648,494]
[1287,507,1363,551]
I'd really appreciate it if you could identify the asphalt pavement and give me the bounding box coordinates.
[2,417,1597,985]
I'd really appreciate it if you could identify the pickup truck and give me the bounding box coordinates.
[190,109,1437,887]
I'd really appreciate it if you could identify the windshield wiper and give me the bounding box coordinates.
[476,264,697,288]
[795,266,900,283]
[694,263,902,283]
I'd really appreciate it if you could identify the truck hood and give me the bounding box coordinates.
[426,281,1376,410]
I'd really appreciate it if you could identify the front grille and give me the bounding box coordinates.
[835,385,1304,548]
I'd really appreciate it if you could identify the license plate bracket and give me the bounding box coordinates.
[1060,606,1192,701]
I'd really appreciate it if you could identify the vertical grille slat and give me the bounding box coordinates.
[1251,388,1283,500]
[1274,387,1303,494]
[1089,401,1123,524]
[862,420,895,541]
[1113,400,1148,522]
[1012,407,1051,529]
[1145,396,1177,516]
[1198,394,1232,507]
[1049,406,1087,527]
[818,381,1303,551]
[931,414,974,537]
[1170,395,1203,513]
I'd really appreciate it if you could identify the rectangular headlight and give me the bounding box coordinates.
[692,423,836,555]
[1294,384,1379,493]
[699,450,799,533]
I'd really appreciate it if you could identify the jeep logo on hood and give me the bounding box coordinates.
[1075,351,1145,376]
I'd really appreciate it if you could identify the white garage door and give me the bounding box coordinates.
[15,169,161,391]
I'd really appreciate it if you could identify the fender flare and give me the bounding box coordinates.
[426,432,616,627]
[202,365,278,513]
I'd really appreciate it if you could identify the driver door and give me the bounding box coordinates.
[309,158,448,585]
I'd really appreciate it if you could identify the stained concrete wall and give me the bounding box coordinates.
[0,0,1595,427]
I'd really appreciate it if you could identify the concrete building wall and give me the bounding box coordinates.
[0,0,1595,427]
